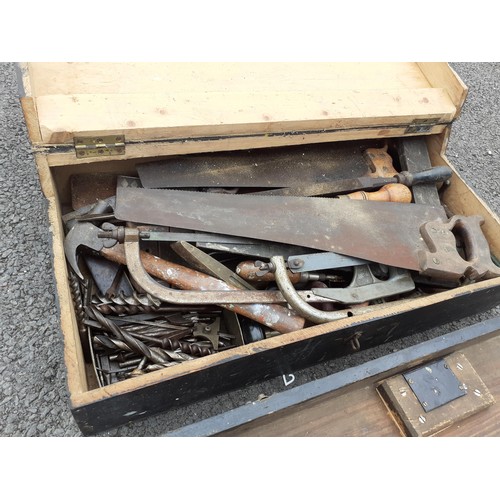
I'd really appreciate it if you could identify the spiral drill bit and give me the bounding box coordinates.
[91,291,162,315]
[93,335,181,368]
[160,338,214,357]
[93,334,132,353]
[69,271,87,338]
[87,305,173,365]
[92,293,222,315]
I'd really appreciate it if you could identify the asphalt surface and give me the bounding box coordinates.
[0,62,499,437]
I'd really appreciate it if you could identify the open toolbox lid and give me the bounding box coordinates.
[17,62,467,166]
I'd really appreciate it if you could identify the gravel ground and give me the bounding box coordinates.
[0,62,498,437]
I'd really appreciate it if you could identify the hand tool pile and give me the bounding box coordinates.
[62,138,500,386]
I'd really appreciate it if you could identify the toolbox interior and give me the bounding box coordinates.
[46,132,500,403]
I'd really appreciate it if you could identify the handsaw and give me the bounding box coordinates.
[114,187,500,281]
[136,141,377,189]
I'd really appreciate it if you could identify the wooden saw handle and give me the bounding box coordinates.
[364,145,399,178]
[338,183,412,203]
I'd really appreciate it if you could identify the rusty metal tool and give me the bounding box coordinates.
[235,260,346,285]
[102,225,311,250]
[64,222,327,304]
[114,186,500,282]
[192,317,221,350]
[87,306,186,364]
[195,240,313,258]
[83,254,134,297]
[269,256,417,323]
[171,240,256,290]
[255,166,453,197]
[286,252,368,272]
[62,196,116,231]
[310,265,415,304]
[238,260,414,304]
[64,222,307,333]
[135,141,380,189]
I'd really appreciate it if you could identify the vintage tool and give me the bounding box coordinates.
[256,166,453,197]
[364,145,399,178]
[309,265,415,304]
[269,255,408,324]
[195,240,313,258]
[337,183,412,202]
[66,222,330,304]
[87,306,186,365]
[396,137,443,206]
[124,225,314,258]
[114,187,500,281]
[192,317,221,350]
[62,196,116,231]
[65,222,118,280]
[235,260,345,284]
[83,254,134,297]
[286,252,368,272]
[64,222,307,333]
[68,271,91,360]
[246,259,415,304]
[171,241,256,290]
[91,292,162,315]
[115,226,311,252]
[136,141,381,189]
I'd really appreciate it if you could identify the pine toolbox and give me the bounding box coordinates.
[18,63,500,436]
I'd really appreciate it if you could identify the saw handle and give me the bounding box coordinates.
[419,215,500,281]
[337,183,412,203]
[364,146,399,178]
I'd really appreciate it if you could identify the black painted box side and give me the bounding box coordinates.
[73,281,500,435]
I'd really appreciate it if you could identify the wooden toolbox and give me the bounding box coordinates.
[17,63,500,435]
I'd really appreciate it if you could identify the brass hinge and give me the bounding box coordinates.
[74,135,125,158]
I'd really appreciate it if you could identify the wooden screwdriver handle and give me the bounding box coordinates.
[339,183,412,203]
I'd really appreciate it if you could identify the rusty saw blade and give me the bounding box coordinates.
[115,187,446,272]
[136,142,375,189]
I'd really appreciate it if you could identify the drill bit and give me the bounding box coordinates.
[91,291,162,315]
[68,271,87,338]
[87,306,174,365]
[159,338,214,357]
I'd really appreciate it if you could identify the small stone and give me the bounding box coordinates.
[26,424,38,437]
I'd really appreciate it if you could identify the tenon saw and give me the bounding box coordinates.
[114,187,500,282]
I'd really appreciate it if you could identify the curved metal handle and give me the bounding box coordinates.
[270,255,351,324]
